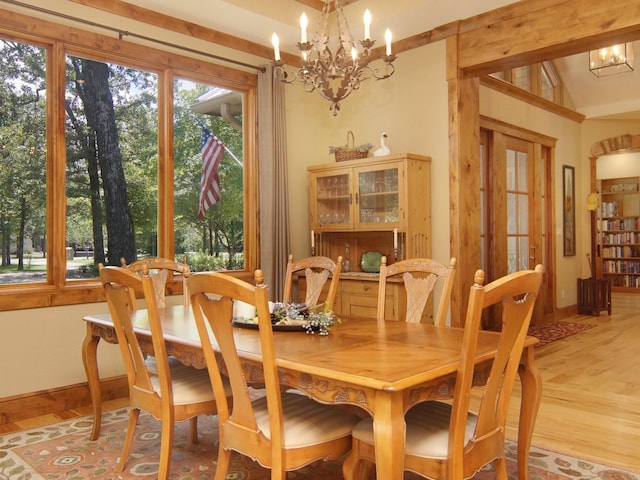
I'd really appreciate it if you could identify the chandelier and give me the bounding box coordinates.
[271,0,396,115]
[589,43,634,77]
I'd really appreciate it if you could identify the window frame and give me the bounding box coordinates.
[489,61,564,107]
[0,10,259,310]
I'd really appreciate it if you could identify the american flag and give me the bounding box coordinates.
[198,127,225,219]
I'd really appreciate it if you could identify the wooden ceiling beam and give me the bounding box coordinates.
[456,0,640,76]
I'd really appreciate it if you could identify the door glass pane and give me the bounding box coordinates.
[174,80,245,270]
[517,152,528,190]
[518,193,529,234]
[0,39,47,285]
[507,236,517,272]
[65,55,158,277]
[506,150,516,189]
[507,193,516,234]
[518,236,529,271]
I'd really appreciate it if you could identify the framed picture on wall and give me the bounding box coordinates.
[563,165,576,256]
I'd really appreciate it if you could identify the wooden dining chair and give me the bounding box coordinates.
[282,254,343,311]
[123,257,191,308]
[344,264,543,480]
[188,269,361,480]
[377,256,457,325]
[100,265,223,480]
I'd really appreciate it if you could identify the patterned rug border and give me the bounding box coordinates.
[527,321,596,347]
[0,408,637,480]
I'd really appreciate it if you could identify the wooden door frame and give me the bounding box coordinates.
[447,0,640,326]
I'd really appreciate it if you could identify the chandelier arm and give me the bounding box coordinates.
[369,62,396,80]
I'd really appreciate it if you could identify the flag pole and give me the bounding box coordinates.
[223,146,244,168]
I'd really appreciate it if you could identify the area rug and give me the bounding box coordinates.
[527,321,596,347]
[1,409,638,480]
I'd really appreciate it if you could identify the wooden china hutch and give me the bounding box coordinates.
[302,153,433,321]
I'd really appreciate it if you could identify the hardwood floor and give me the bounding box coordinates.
[0,397,129,435]
[1,293,639,473]
[503,292,640,473]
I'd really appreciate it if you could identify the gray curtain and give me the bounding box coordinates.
[257,63,290,301]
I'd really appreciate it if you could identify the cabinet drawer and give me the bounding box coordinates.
[341,278,379,295]
[340,293,397,320]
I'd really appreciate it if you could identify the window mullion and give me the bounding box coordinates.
[50,41,68,288]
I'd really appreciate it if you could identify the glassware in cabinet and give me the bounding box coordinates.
[356,165,400,227]
[310,169,353,229]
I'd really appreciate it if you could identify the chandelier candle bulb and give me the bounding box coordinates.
[311,230,315,249]
[393,228,398,250]
[364,9,371,40]
[300,13,308,44]
[385,29,392,56]
[271,33,280,61]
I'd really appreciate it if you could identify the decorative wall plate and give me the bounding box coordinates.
[360,250,383,273]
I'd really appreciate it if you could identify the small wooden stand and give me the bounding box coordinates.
[578,208,612,316]
[577,277,611,316]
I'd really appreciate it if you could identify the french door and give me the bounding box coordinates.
[481,126,553,327]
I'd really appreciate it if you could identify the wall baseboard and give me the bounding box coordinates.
[0,376,128,426]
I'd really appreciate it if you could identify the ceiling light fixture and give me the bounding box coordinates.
[271,0,396,115]
[589,43,634,77]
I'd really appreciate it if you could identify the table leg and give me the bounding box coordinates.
[81,322,103,440]
[372,391,405,480]
[517,345,542,480]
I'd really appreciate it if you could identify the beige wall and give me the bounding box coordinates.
[0,297,187,398]
[1,302,114,397]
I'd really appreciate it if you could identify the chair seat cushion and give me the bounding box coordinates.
[252,392,361,448]
[149,361,229,406]
[352,401,476,458]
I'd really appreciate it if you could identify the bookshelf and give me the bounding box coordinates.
[597,176,640,291]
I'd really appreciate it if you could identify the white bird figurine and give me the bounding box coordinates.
[373,132,390,157]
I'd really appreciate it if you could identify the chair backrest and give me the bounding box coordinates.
[99,266,173,408]
[188,269,283,467]
[448,264,543,479]
[124,257,191,308]
[376,256,457,325]
[282,254,343,312]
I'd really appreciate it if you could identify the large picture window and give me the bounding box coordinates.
[65,55,160,274]
[0,40,47,285]
[0,14,257,309]
[173,80,245,271]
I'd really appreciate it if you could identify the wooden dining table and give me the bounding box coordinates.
[82,305,541,480]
